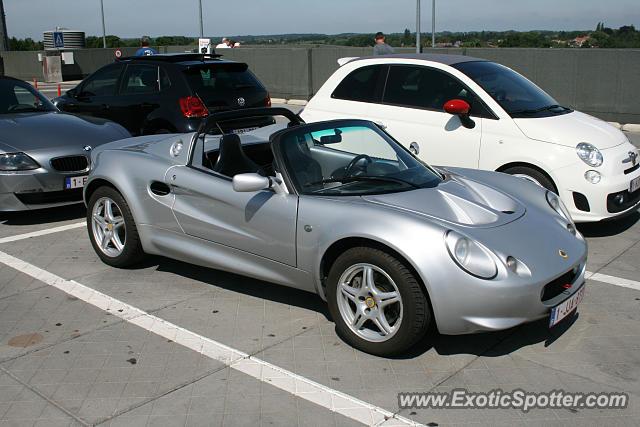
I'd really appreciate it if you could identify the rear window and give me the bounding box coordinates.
[331,65,385,103]
[182,63,263,93]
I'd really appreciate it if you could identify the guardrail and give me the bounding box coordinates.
[2,46,639,124]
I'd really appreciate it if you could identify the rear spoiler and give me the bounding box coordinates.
[337,57,359,67]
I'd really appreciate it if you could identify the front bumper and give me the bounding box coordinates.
[434,260,586,335]
[553,143,640,222]
[0,169,86,212]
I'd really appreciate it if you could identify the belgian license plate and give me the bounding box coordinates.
[630,176,640,193]
[231,127,257,135]
[549,283,585,327]
[65,175,88,190]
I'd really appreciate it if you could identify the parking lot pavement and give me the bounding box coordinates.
[1,202,639,427]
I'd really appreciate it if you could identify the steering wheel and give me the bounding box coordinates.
[344,154,372,178]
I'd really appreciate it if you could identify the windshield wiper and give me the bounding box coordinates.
[510,104,567,114]
[305,175,421,189]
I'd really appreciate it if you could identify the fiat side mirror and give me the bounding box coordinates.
[444,99,475,129]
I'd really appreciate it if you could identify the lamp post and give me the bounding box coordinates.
[415,0,420,53]
[0,0,8,51]
[100,0,106,48]
[198,0,203,38]
[431,0,435,48]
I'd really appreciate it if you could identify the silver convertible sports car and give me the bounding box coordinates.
[84,108,587,356]
[0,76,130,212]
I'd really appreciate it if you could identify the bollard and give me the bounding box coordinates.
[57,83,61,97]
[33,78,37,89]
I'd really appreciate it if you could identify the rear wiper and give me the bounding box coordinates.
[305,175,421,188]
[510,104,567,114]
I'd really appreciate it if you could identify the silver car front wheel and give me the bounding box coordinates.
[91,197,126,257]
[327,247,431,356]
[87,186,145,267]
[336,263,403,342]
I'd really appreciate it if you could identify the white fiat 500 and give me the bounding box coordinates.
[301,54,640,222]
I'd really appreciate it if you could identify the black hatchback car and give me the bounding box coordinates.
[53,54,273,136]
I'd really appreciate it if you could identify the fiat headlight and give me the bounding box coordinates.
[445,230,497,279]
[0,153,40,171]
[576,143,603,167]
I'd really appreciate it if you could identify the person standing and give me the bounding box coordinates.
[135,36,157,56]
[216,38,232,49]
[373,32,395,55]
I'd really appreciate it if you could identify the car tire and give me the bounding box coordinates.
[87,186,145,267]
[503,166,557,193]
[326,247,431,356]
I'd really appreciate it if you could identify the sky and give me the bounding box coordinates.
[4,0,640,40]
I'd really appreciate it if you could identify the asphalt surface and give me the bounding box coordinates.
[0,102,639,426]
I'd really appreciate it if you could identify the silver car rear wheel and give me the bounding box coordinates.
[91,197,126,258]
[336,263,402,342]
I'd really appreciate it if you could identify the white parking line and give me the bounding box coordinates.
[0,249,420,427]
[585,271,640,291]
[0,222,86,245]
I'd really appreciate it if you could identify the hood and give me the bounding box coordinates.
[362,174,525,228]
[513,110,626,150]
[0,112,130,153]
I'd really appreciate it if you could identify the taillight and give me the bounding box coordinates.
[266,92,271,108]
[179,96,209,118]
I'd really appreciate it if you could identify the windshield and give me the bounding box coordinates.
[279,121,442,196]
[0,78,56,114]
[453,61,569,118]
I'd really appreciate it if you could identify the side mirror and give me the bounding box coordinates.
[444,99,475,129]
[66,87,77,98]
[232,173,271,192]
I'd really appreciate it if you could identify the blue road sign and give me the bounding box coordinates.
[53,32,64,48]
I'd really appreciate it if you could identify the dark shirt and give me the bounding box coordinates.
[373,42,395,55]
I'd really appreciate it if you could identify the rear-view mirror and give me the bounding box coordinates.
[320,129,342,144]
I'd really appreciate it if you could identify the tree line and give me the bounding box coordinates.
[7,24,639,51]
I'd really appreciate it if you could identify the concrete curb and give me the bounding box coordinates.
[271,98,308,106]
[622,123,640,133]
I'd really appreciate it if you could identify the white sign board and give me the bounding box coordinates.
[198,38,211,54]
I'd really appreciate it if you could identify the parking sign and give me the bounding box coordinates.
[53,32,64,48]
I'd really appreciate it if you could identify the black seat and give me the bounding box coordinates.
[213,134,259,177]
[285,139,323,188]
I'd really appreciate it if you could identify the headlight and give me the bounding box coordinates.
[445,230,497,279]
[0,153,40,171]
[576,143,603,167]
[546,191,573,223]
